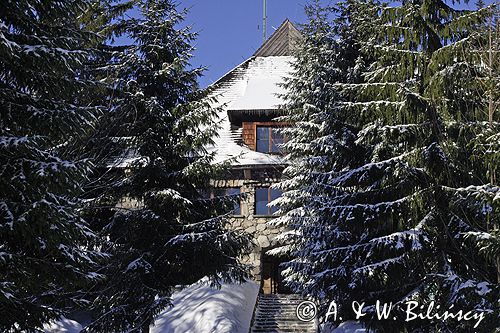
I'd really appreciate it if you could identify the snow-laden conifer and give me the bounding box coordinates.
[0,1,105,331]
[84,2,251,332]
[274,0,499,331]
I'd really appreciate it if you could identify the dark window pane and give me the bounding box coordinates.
[271,140,282,153]
[211,189,224,199]
[271,128,284,142]
[226,188,240,196]
[270,188,282,214]
[255,187,282,215]
[200,189,211,199]
[227,188,241,215]
[257,127,269,139]
[257,139,269,153]
[210,188,241,215]
[270,188,282,201]
[256,127,270,153]
[255,188,269,215]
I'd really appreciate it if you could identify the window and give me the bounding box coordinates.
[255,187,282,215]
[210,188,242,215]
[256,127,286,154]
[226,188,242,215]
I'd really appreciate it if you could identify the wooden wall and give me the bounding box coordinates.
[242,122,256,150]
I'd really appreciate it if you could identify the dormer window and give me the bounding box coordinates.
[256,126,285,154]
[241,121,289,153]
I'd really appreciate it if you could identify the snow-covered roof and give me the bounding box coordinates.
[208,56,293,166]
[107,55,293,169]
[107,20,299,169]
[208,20,300,167]
[227,58,289,111]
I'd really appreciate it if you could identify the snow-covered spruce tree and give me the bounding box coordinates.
[270,0,366,310]
[84,1,251,332]
[0,0,105,331]
[465,3,500,284]
[274,0,499,331]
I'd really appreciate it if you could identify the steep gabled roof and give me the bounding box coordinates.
[253,19,301,57]
[208,55,293,166]
[226,56,291,111]
[206,19,302,167]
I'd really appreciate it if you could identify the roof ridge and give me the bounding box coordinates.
[253,19,302,57]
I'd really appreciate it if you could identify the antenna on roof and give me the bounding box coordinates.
[263,0,267,42]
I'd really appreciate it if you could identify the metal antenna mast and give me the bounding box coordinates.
[263,0,267,42]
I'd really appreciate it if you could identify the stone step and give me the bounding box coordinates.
[257,304,301,308]
[255,310,296,318]
[252,327,315,330]
[251,327,316,332]
[258,300,303,303]
[255,312,298,315]
[253,323,315,327]
[258,300,304,303]
[257,304,306,306]
[254,319,312,322]
[255,320,311,327]
[258,298,305,300]
[255,304,301,309]
[257,301,307,305]
[252,327,315,332]
[251,328,316,333]
[257,301,302,305]
[254,316,308,321]
[255,293,310,299]
[250,293,317,333]
[256,306,300,310]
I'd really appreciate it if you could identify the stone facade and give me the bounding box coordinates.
[212,173,285,285]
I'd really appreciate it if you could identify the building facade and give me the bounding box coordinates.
[209,20,301,294]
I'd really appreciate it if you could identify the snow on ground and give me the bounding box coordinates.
[322,321,369,333]
[44,318,83,333]
[40,284,370,333]
[152,279,259,333]
[43,280,259,333]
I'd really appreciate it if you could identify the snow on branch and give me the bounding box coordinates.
[352,255,406,276]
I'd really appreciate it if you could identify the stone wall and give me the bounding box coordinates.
[212,176,285,284]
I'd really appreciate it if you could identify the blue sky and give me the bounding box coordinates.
[127,0,492,88]
[178,0,489,87]
[180,0,331,87]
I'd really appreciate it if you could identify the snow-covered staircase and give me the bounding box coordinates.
[250,294,317,333]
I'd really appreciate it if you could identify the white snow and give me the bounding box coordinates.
[476,281,491,296]
[106,148,149,168]
[44,280,259,333]
[151,279,259,333]
[106,56,292,168]
[209,116,285,165]
[228,76,287,111]
[44,318,83,333]
[224,56,291,111]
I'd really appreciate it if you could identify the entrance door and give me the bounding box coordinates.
[261,253,290,294]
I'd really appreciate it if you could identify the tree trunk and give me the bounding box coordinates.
[141,321,150,333]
